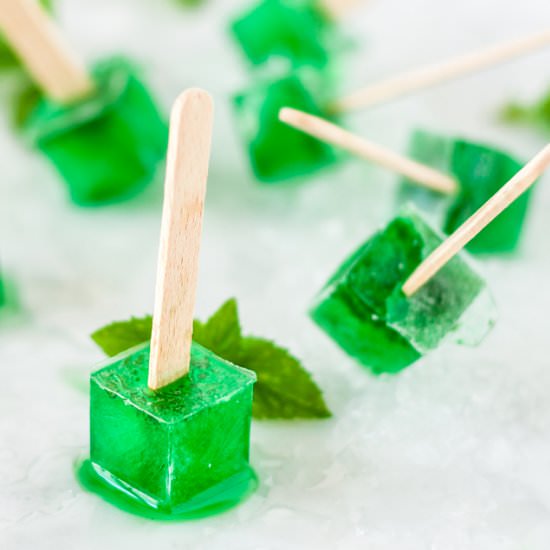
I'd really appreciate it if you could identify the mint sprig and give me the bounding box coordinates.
[92,315,153,357]
[91,299,331,420]
[501,89,550,134]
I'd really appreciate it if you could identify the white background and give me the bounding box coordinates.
[1,0,550,548]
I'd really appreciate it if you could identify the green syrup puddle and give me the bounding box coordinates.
[76,459,258,521]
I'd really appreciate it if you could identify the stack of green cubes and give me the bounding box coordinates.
[231,0,351,183]
[80,342,257,519]
[398,130,533,254]
[311,209,496,374]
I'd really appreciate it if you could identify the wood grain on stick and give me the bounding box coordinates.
[148,89,214,391]
[279,107,457,194]
[0,0,94,103]
[332,29,550,113]
[402,143,550,297]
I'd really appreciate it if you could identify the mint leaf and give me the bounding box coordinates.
[91,315,152,357]
[192,298,243,365]
[0,42,18,71]
[11,79,43,129]
[501,89,550,134]
[91,299,332,420]
[239,336,331,419]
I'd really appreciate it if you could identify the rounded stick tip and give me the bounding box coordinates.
[171,88,214,121]
[278,106,298,124]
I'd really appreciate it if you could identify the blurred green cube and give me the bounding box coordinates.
[231,0,339,69]
[233,73,338,182]
[25,57,168,206]
[398,130,532,254]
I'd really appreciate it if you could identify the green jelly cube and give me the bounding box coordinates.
[89,342,257,517]
[231,0,337,69]
[233,73,338,182]
[311,209,495,374]
[25,57,168,206]
[398,130,532,254]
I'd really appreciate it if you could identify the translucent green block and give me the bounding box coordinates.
[398,130,532,254]
[231,0,338,69]
[83,342,257,519]
[233,74,338,182]
[311,210,495,374]
[25,57,168,206]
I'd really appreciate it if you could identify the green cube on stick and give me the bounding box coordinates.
[84,342,256,519]
[399,130,533,254]
[311,209,494,374]
[0,0,167,206]
[279,109,536,254]
[78,90,258,519]
[26,57,167,205]
[234,73,338,182]
[312,145,550,374]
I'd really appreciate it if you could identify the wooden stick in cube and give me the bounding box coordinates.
[0,0,94,103]
[332,29,550,114]
[402,143,550,297]
[148,89,214,391]
[279,107,458,194]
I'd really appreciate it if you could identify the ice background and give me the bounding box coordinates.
[1,0,550,548]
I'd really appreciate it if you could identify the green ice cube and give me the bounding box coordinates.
[233,73,338,182]
[311,209,495,374]
[81,342,257,519]
[231,0,338,69]
[399,130,532,254]
[25,57,168,206]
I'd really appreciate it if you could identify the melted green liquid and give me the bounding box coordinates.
[77,459,258,521]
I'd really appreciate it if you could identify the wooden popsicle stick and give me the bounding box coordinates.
[332,29,550,114]
[402,143,550,297]
[279,107,458,194]
[0,0,94,103]
[148,89,214,391]
[319,0,361,20]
